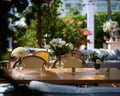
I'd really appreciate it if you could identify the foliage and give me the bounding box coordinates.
[12,0,63,48]
[13,11,120,49]
[10,0,89,49]
[15,20,39,48]
[26,0,89,48]
[2,0,120,53]
[23,2,89,48]
[94,13,107,48]
[20,13,90,48]
[61,14,90,47]
[25,0,63,47]
[41,0,63,42]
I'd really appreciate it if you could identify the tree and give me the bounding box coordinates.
[27,0,63,47]
[107,0,112,20]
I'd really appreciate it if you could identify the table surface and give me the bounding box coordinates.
[0,68,120,85]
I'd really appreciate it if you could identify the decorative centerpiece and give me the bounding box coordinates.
[49,38,73,69]
[87,52,108,69]
[11,47,27,71]
[102,19,119,41]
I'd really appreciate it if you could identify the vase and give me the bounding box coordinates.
[109,32,114,42]
[15,57,25,74]
[94,63,100,69]
[55,56,64,74]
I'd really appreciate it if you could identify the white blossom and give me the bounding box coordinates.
[49,38,73,56]
[50,38,66,48]
[11,47,28,58]
[102,19,119,33]
[96,59,102,64]
[66,43,74,50]
[14,18,27,28]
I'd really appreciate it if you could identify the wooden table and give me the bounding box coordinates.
[0,68,120,85]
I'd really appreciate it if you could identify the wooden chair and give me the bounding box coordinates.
[13,55,48,69]
[51,55,83,68]
[71,50,88,67]
[33,51,50,64]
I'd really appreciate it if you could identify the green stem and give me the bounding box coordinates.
[58,56,61,63]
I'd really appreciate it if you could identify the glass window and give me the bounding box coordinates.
[111,4,118,10]
[119,5,120,10]
[65,0,82,2]
[97,4,107,11]
[77,4,82,10]
[95,0,106,2]
[65,4,71,10]
[111,0,120,1]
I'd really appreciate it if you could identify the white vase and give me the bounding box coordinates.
[109,33,114,42]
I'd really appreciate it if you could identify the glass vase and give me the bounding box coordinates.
[15,57,25,75]
[109,32,114,42]
[55,56,64,74]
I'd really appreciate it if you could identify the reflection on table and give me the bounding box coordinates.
[0,68,120,85]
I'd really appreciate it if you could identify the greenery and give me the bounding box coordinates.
[61,15,90,47]
[14,2,89,48]
[20,11,120,49]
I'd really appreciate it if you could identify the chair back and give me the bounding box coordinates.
[33,51,50,63]
[22,55,47,69]
[61,55,83,68]
[72,50,88,67]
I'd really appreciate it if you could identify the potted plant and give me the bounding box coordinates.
[102,19,119,41]
[87,52,108,69]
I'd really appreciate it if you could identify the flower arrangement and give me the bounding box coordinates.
[11,47,27,58]
[102,19,119,33]
[11,47,27,70]
[87,52,108,69]
[49,38,73,58]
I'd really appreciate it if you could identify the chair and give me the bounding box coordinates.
[71,50,88,67]
[33,51,50,64]
[51,55,83,68]
[13,55,48,69]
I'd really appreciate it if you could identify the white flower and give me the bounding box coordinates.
[66,43,74,50]
[58,41,66,48]
[50,38,66,48]
[44,45,50,49]
[11,47,27,58]
[49,38,73,56]
[95,59,102,64]
[102,19,119,33]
